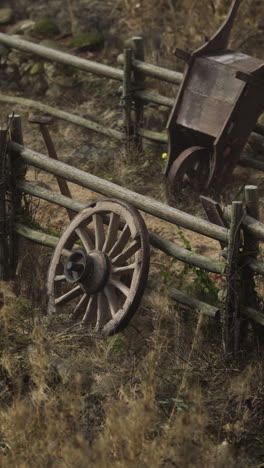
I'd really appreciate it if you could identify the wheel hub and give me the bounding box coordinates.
[64,249,110,294]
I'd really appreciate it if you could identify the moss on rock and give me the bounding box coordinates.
[31,18,60,38]
[69,32,104,50]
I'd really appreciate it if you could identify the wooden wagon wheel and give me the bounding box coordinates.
[47,199,150,336]
[167,146,210,192]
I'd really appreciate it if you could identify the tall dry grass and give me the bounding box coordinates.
[1,277,264,467]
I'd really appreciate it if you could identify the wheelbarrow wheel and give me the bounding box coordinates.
[47,199,150,336]
[167,146,210,192]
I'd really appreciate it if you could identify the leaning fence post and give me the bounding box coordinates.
[223,200,243,357]
[0,128,9,280]
[132,36,145,151]
[8,114,25,279]
[122,48,133,154]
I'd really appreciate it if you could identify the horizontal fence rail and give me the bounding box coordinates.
[17,179,264,277]
[0,93,124,140]
[0,33,123,81]
[1,113,264,352]
[18,180,226,275]
[11,142,228,242]
[117,53,183,84]
[0,32,263,147]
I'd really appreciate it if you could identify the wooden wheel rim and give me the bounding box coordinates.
[168,146,210,190]
[47,198,150,336]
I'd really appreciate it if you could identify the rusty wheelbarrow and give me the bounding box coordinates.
[165,0,264,193]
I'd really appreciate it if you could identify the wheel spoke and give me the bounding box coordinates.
[112,240,141,266]
[47,199,150,336]
[104,285,119,317]
[112,263,137,275]
[103,212,120,253]
[54,274,66,283]
[75,227,94,252]
[55,285,83,306]
[82,295,97,324]
[71,293,89,320]
[95,292,105,330]
[93,214,105,250]
[108,224,130,258]
[109,278,130,297]
[61,248,72,257]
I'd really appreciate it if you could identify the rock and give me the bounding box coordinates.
[45,83,63,99]
[31,77,48,96]
[0,8,13,25]
[9,19,35,35]
[30,62,43,75]
[19,74,30,89]
[69,32,104,50]
[31,18,60,38]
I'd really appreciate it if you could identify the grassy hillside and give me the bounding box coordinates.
[1,0,264,466]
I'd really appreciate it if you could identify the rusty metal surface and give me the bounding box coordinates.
[168,146,209,191]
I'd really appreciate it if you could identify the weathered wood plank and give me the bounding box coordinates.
[0,33,123,81]
[239,156,264,172]
[150,231,225,274]
[133,37,145,150]
[243,306,264,326]
[0,93,123,141]
[12,143,228,242]
[0,129,8,280]
[117,53,183,84]
[122,48,133,150]
[168,286,220,318]
[223,204,264,242]
[18,180,85,212]
[15,222,59,248]
[223,201,243,356]
[18,181,225,274]
[134,90,174,108]
[138,128,168,143]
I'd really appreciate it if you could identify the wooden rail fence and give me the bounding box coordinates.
[0,32,263,166]
[1,115,264,355]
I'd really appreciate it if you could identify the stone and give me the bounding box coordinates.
[69,32,104,50]
[30,62,44,75]
[9,19,35,35]
[31,18,60,38]
[0,8,13,25]
[31,77,48,96]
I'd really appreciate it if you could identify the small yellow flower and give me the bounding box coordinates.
[162,152,167,159]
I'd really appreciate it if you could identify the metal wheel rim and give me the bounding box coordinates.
[168,146,210,191]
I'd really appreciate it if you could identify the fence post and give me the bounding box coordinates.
[132,36,145,151]
[0,128,9,280]
[242,185,260,333]
[8,114,25,279]
[223,200,243,357]
[122,48,133,155]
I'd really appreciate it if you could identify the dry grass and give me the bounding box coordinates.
[1,1,264,466]
[1,276,264,467]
